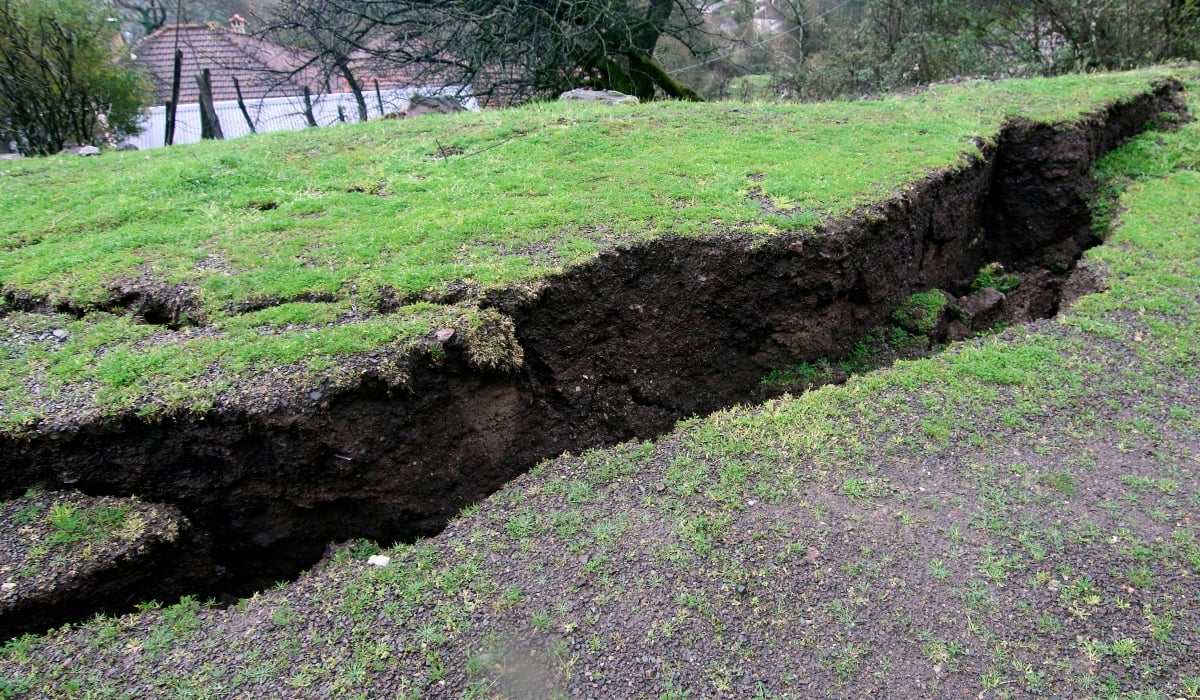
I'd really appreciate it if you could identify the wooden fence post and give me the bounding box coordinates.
[195,69,224,140]
[164,49,182,146]
[303,87,318,127]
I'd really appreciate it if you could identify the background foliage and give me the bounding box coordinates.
[0,0,151,155]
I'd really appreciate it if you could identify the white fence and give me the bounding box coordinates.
[128,87,480,150]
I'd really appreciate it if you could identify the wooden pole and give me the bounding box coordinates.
[302,87,317,127]
[165,48,182,145]
[374,79,384,117]
[232,76,256,134]
[195,69,224,140]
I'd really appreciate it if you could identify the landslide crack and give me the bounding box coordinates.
[0,80,1187,639]
[2,282,204,329]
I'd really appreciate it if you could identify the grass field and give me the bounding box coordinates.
[0,68,1198,697]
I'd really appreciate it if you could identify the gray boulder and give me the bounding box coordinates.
[384,94,466,120]
[559,88,640,106]
[77,145,101,156]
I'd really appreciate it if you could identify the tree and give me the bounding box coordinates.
[265,0,375,121]
[113,0,168,36]
[260,0,711,105]
[113,0,257,39]
[0,0,151,155]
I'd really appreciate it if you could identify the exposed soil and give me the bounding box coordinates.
[0,79,1187,638]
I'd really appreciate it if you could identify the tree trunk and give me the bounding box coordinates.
[632,0,676,53]
[302,87,318,127]
[626,49,704,102]
[195,69,224,140]
[338,60,368,122]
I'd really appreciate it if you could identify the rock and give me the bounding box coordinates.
[1061,263,1105,309]
[308,390,323,401]
[367,554,391,567]
[115,142,139,151]
[77,145,101,157]
[51,329,69,339]
[957,286,1006,330]
[1003,269,1057,323]
[559,89,640,106]
[944,320,972,342]
[384,94,465,120]
[433,328,456,342]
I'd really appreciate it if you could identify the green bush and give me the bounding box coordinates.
[0,0,152,155]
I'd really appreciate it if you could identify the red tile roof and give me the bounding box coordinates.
[132,24,327,104]
[132,22,506,108]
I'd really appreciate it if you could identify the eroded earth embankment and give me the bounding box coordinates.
[0,79,1187,638]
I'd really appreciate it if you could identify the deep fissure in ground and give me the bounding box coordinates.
[0,81,1186,638]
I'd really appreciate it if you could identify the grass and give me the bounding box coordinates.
[0,68,1187,431]
[0,67,1198,697]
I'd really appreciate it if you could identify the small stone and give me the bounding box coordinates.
[308,390,323,401]
[77,145,101,156]
[1,582,15,591]
[367,554,391,567]
[433,328,455,342]
[806,546,822,563]
[52,329,69,339]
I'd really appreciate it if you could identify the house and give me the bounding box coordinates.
[127,17,476,149]
[131,17,326,106]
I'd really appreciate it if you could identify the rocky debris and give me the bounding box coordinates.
[957,286,1007,328]
[559,88,640,106]
[76,145,101,156]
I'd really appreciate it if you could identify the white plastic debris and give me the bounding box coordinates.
[367,554,391,567]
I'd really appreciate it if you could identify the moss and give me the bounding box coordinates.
[971,263,1021,294]
[459,310,524,373]
[892,290,950,335]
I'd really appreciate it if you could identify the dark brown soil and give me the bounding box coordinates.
[0,79,1188,640]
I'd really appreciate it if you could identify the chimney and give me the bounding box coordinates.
[228,14,246,34]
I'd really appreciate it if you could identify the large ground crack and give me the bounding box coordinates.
[0,79,1187,639]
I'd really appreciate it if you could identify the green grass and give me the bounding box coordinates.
[0,68,1186,430]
